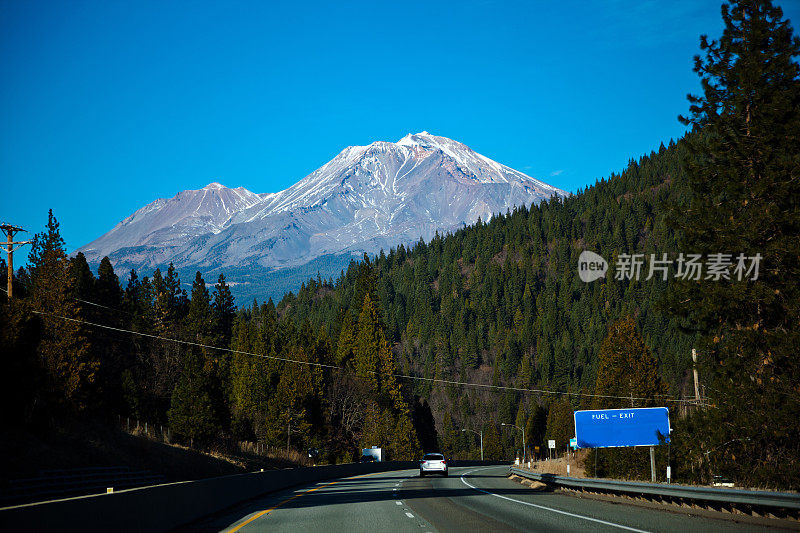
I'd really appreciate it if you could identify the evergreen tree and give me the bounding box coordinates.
[351,293,420,456]
[544,397,574,453]
[124,270,143,319]
[95,257,122,311]
[187,272,230,430]
[266,348,320,453]
[592,316,667,410]
[187,272,212,340]
[27,210,97,410]
[212,274,236,348]
[92,257,126,413]
[411,396,439,453]
[389,412,422,460]
[151,268,169,334]
[668,0,800,488]
[69,252,95,300]
[229,315,273,440]
[438,412,457,457]
[588,316,668,479]
[335,311,356,366]
[168,350,220,444]
[482,424,503,460]
[352,294,384,393]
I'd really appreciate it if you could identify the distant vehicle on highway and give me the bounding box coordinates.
[361,446,383,462]
[359,454,376,463]
[419,453,448,477]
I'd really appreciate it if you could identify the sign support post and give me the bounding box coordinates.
[649,446,656,482]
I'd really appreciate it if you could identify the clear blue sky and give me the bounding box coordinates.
[2,0,798,252]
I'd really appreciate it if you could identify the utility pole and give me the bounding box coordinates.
[462,428,484,461]
[1,223,32,299]
[692,348,701,409]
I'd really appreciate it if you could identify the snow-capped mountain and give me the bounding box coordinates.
[77,132,566,298]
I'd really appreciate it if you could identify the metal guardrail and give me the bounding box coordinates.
[1,466,165,506]
[509,467,800,512]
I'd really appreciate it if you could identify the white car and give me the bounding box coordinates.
[419,453,448,477]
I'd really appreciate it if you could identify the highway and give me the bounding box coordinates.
[187,466,779,532]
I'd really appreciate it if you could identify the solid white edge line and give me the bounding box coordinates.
[460,467,652,533]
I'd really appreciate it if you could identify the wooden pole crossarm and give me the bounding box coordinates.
[5,241,32,253]
[2,224,30,299]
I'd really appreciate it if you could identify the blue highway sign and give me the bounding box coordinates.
[574,407,670,448]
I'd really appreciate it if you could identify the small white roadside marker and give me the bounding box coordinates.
[405,512,414,518]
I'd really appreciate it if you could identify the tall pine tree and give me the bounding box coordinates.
[668,0,800,489]
[27,210,97,410]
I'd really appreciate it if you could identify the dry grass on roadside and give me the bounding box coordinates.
[518,450,588,478]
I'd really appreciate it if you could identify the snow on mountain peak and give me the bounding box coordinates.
[397,131,436,147]
[76,133,567,298]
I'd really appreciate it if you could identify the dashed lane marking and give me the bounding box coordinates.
[405,512,415,518]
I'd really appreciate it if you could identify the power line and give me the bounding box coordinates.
[74,297,134,317]
[2,286,134,316]
[31,309,692,405]
[33,310,342,371]
[26,290,680,401]
[9,285,694,403]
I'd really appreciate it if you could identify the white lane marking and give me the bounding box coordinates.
[460,467,651,533]
[396,501,403,505]
[405,512,415,518]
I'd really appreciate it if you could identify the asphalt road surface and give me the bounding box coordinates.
[187,466,781,532]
